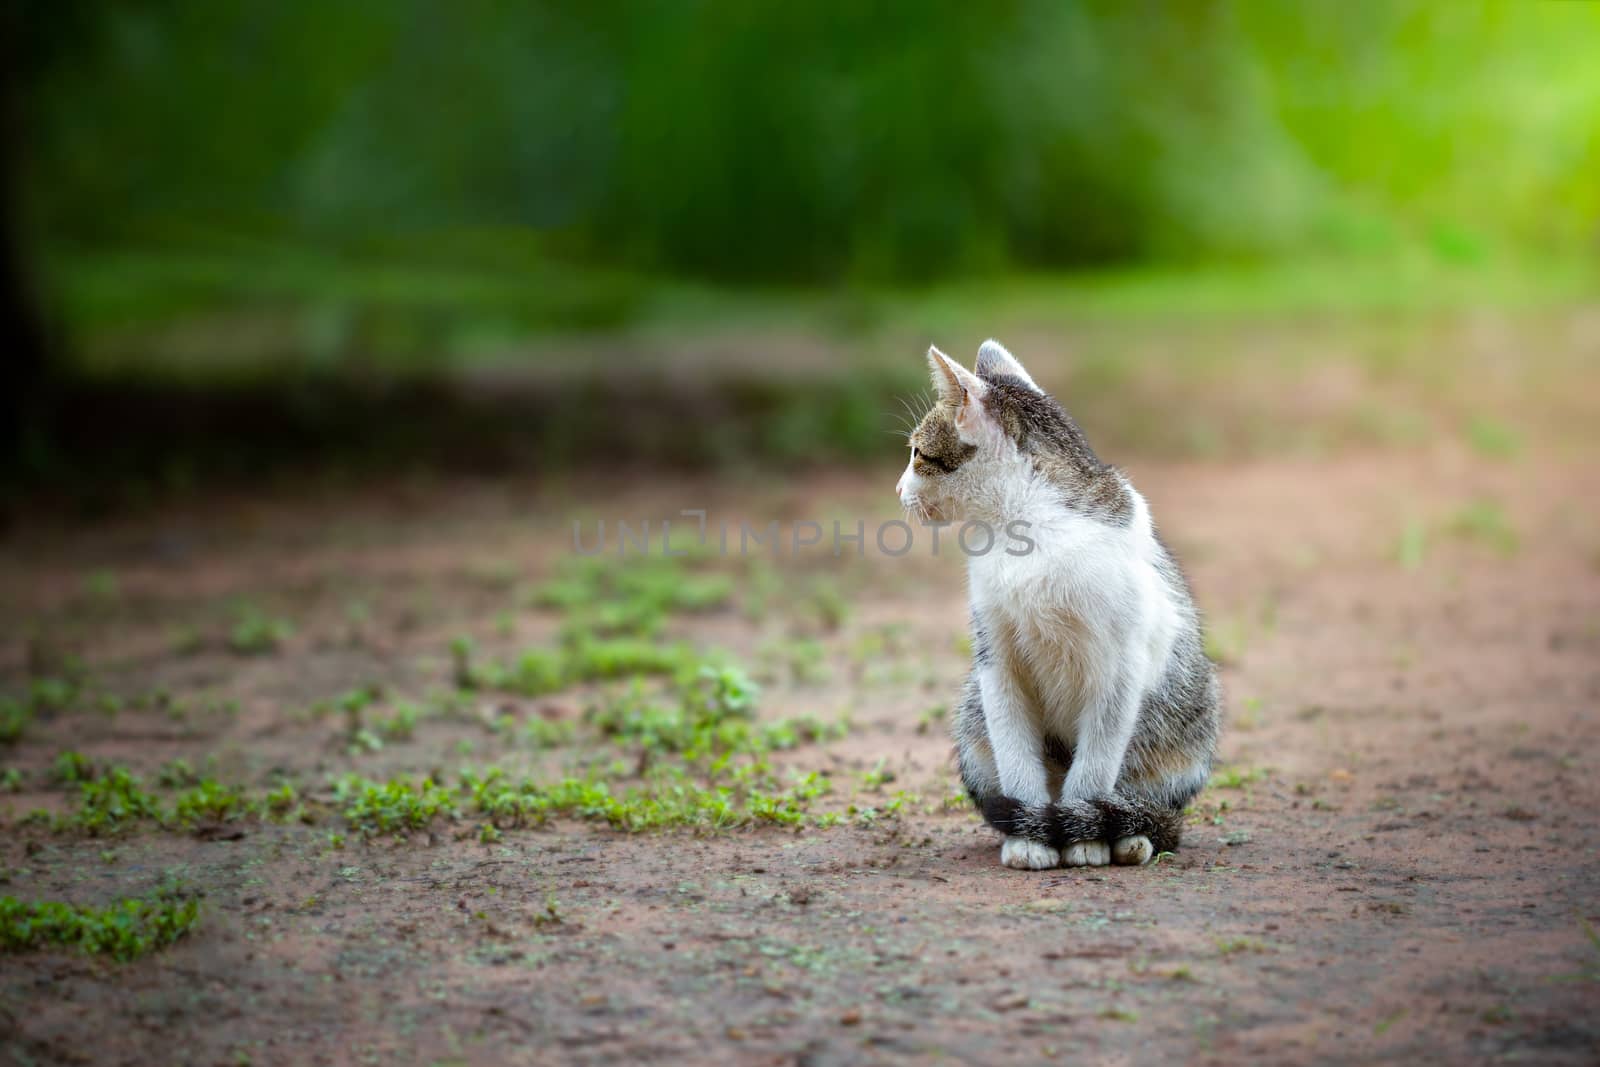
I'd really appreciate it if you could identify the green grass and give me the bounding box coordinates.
[1215,937,1271,956]
[228,604,295,655]
[1396,519,1428,572]
[0,894,201,962]
[1209,765,1269,790]
[460,765,833,833]
[12,551,873,843]
[2,677,87,747]
[334,775,457,835]
[51,750,95,784]
[73,768,166,835]
[1447,499,1519,556]
[1464,418,1523,459]
[172,779,250,825]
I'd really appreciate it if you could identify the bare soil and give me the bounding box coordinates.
[2,442,1598,1066]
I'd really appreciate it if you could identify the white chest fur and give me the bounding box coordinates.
[966,486,1179,737]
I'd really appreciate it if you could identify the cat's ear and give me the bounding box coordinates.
[928,346,998,443]
[975,338,1040,391]
[927,345,987,409]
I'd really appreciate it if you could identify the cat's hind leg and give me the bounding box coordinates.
[1111,836,1153,866]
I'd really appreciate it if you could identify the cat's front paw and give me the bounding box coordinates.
[1062,840,1111,867]
[1000,836,1061,870]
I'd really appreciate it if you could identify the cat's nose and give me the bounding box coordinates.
[894,474,906,499]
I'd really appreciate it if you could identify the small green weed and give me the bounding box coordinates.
[73,769,165,835]
[335,775,457,834]
[51,751,96,785]
[1203,617,1248,665]
[523,716,575,749]
[1448,499,1518,556]
[1210,765,1269,789]
[172,780,249,825]
[0,699,31,745]
[1464,418,1522,459]
[156,758,198,788]
[229,604,294,654]
[0,894,201,962]
[376,703,421,741]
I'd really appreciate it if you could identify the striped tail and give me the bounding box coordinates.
[979,792,1185,855]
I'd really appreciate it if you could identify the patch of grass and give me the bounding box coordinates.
[0,768,21,793]
[1464,417,1522,459]
[72,768,165,835]
[51,751,96,785]
[1447,498,1519,556]
[474,638,701,697]
[81,570,121,604]
[2,677,87,747]
[168,624,206,656]
[0,699,30,746]
[1215,937,1271,956]
[1396,518,1427,571]
[860,759,896,791]
[334,775,457,835]
[375,702,422,741]
[1547,917,1600,984]
[1203,616,1248,665]
[261,782,300,820]
[156,758,198,788]
[588,667,759,757]
[1374,1009,1406,1035]
[758,713,850,751]
[916,704,948,735]
[450,635,479,689]
[228,603,294,655]
[804,577,851,632]
[760,637,831,685]
[566,638,701,683]
[172,780,249,825]
[1234,696,1264,731]
[0,893,201,962]
[1209,765,1269,790]
[523,716,575,749]
[487,648,564,696]
[535,556,733,617]
[461,764,834,832]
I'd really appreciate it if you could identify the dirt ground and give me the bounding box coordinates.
[2,431,1598,1064]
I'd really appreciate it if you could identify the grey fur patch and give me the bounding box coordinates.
[975,370,1132,526]
[909,406,977,476]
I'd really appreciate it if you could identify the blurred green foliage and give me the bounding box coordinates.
[24,0,1600,287]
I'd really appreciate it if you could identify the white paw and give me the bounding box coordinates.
[1112,835,1154,866]
[1000,836,1061,870]
[1062,840,1111,867]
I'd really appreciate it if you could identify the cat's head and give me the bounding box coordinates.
[896,339,1093,522]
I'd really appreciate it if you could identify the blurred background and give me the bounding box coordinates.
[4,0,1598,504]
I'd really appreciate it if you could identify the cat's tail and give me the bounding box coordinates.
[978,792,1184,855]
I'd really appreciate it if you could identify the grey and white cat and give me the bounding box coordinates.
[896,340,1220,869]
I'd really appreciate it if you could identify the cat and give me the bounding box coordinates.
[896,340,1220,869]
